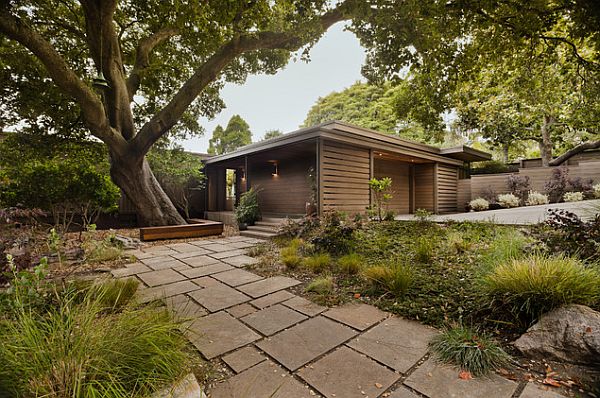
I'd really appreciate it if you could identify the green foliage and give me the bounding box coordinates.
[363,262,413,297]
[481,253,600,321]
[415,237,435,263]
[1,256,49,312]
[263,129,283,140]
[82,228,126,264]
[430,326,511,376]
[208,115,252,155]
[414,208,434,223]
[0,135,119,227]
[368,177,393,222]
[479,229,528,271]
[234,187,261,225]
[303,253,331,273]
[309,211,359,255]
[305,276,334,295]
[470,161,518,175]
[280,239,303,269]
[337,253,364,274]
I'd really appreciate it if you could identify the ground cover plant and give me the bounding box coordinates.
[0,262,200,397]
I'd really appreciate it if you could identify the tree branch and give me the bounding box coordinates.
[0,5,126,152]
[126,27,179,100]
[131,3,351,155]
[550,131,600,166]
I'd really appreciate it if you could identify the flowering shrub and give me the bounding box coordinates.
[594,183,600,198]
[525,191,549,206]
[497,193,520,208]
[563,191,584,202]
[469,198,490,211]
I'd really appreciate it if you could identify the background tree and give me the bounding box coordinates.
[0,0,357,225]
[263,129,283,140]
[207,115,252,155]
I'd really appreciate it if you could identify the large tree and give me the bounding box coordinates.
[0,0,356,225]
[207,114,252,155]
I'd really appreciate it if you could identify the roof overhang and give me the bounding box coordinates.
[204,121,490,167]
[439,146,492,162]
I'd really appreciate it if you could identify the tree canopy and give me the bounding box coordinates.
[207,115,252,155]
[263,129,283,140]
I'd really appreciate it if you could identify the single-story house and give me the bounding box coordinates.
[203,121,491,219]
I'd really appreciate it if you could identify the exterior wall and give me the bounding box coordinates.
[457,179,472,211]
[320,140,371,214]
[516,150,600,168]
[436,164,459,214]
[250,155,314,215]
[414,163,435,212]
[373,158,410,214]
[466,160,600,201]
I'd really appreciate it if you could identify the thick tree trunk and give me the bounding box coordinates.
[501,143,509,163]
[539,115,555,167]
[110,155,186,226]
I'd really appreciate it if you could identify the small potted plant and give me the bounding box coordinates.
[234,187,261,229]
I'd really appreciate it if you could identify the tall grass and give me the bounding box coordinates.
[481,253,600,321]
[430,325,511,376]
[336,253,364,274]
[363,262,413,297]
[480,229,528,271]
[305,276,334,295]
[303,253,331,273]
[0,280,193,397]
[414,237,435,263]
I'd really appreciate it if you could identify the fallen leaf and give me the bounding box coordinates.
[543,377,561,388]
[375,383,383,389]
[354,293,361,299]
[586,326,592,333]
[459,370,473,380]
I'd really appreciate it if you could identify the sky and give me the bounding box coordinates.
[181,22,367,154]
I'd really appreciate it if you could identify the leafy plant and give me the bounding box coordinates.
[414,208,434,223]
[497,193,520,208]
[563,191,584,202]
[507,175,530,202]
[430,325,511,376]
[415,237,434,263]
[481,253,600,321]
[368,177,393,222]
[525,191,549,206]
[567,177,594,197]
[337,253,364,274]
[303,253,331,273]
[469,198,489,211]
[309,211,358,255]
[544,166,569,203]
[234,187,261,225]
[305,276,334,295]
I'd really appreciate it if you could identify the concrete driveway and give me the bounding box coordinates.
[397,199,600,225]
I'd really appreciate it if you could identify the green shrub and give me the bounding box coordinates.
[446,231,472,254]
[280,239,304,269]
[363,263,413,297]
[430,326,511,376]
[305,276,334,295]
[234,187,261,225]
[303,253,331,273]
[0,279,193,397]
[415,237,434,263]
[337,253,364,274]
[309,211,358,255]
[481,253,600,320]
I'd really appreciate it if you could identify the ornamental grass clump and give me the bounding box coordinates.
[280,238,303,269]
[337,253,364,274]
[0,278,193,397]
[305,276,334,295]
[303,252,332,273]
[481,253,600,321]
[480,229,528,271]
[363,262,413,297]
[429,326,511,376]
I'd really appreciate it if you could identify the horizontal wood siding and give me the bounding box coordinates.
[374,158,410,214]
[250,155,314,215]
[437,164,458,213]
[321,140,371,213]
[457,179,472,211]
[414,163,435,212]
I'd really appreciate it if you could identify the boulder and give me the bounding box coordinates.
[151,373,207,398]
[514,304,600,366]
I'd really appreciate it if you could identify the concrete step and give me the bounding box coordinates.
[239,229,276,239]
[255,221,282,228]
[260,217,290,224]
[249,225,279,233]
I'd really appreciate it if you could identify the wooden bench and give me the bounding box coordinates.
[139,219,224,241]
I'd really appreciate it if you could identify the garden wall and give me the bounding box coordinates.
[457,160,600,210]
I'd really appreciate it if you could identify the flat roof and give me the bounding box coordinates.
[205,121,491,165]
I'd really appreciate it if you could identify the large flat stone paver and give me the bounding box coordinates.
[181,255,221,267]
[404,359,518,398]
[250,290,296,309]
[137,268,186,287]
[388,387,420,398]
[257,316,357,371]
[241,304,307,336]
[167,242,201,253]
[172,249,211,259]
[227,303,257,318]
[298,346,399,398]
[283,296,326,317]
[137,280,201,303]
[520,383,566,398]
[111,262,151,278]
[203,243,238,252]
[324,302,387,330]
[166,294,207,324]
[189,282,251,312]
[179,262,233,278]
[212,268,264,287]
[210,249,248,259]
[222,345,266,373]
[347,316,437,373]
[209,361,311,398]
[222,254,260,267]
[186,311,260,359]
[238,276,301,298]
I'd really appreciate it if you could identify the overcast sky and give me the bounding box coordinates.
[180,22,366,153]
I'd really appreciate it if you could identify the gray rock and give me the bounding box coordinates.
[151,373,206,398]
[514,304,600,366]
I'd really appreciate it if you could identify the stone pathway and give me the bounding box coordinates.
[114,236,565,398]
